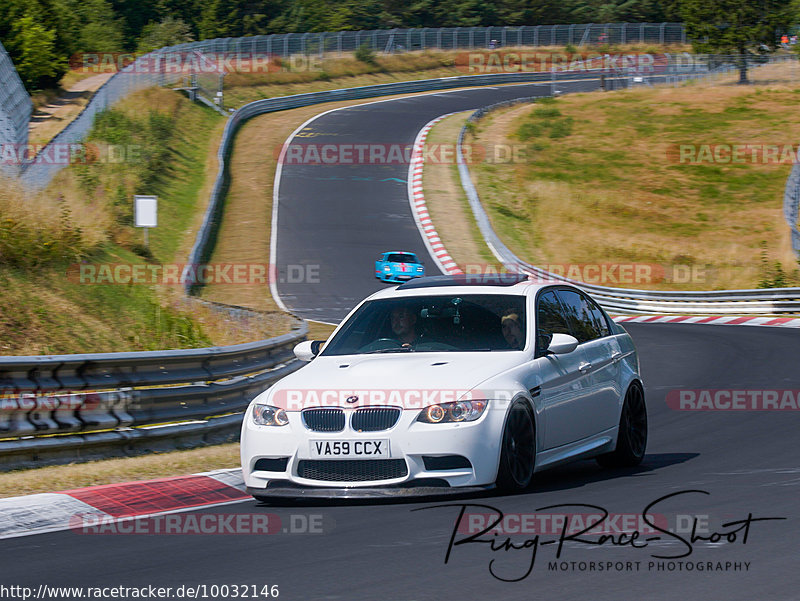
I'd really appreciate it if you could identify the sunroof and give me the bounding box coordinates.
[396,273,529,289]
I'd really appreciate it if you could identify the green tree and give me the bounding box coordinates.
[77,0,125,52]
[198,0,244,38]
[110,0,163,50]
[137,17,194,51]
[12,14,65,89]
[681,0,793,83]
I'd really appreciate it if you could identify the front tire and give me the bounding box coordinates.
[597,382,647,467]
[496,401,535,492]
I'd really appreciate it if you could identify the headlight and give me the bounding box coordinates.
[252,404,289,426]
[384,266,391,272]
[417,400,488,423]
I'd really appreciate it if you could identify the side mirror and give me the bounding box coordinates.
[547,333,579,355]
[294,340,323,362]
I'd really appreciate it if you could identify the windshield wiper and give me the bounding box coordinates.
[363,346,414,354]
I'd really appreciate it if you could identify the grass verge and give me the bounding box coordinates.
[0,443,241,498]
[422,112,497,269]
[0,88,269,354]
[207,44,692,108]
[464,77,800,290]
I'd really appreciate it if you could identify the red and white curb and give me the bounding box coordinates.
[613,314,800,328]
[0,468,248,539]
[407,114,463,276]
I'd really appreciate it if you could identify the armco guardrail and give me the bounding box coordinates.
[0,319,307,469]
[456,76,800,315]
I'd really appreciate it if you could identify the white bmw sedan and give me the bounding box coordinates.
[241,275,646,499]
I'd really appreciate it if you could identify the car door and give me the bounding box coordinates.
[527,289,595,450]
[555,288,620,437]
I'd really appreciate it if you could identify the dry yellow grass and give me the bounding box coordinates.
[466,78,800,290]
[0,88,287,354]
[221,44,692,107]
[0,443,241,498]
[0,175,111,250]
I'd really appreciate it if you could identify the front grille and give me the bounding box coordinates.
[296,459,408,482]
[302,408,345,432]
[351,407,401,432]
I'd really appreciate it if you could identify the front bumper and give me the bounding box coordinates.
[247,481,493,500]
[381,272,423,283]
[241,405,504,493]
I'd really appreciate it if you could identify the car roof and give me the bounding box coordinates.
[383,251,417,257]
[366,274,581,300]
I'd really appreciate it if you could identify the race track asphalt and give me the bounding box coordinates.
[4,80,798,601]
[273,80,597,322]
[4,323,799,600]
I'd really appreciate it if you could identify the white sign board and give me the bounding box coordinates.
[134,195,157,228]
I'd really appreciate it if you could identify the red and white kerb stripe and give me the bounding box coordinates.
[408,115,463,276]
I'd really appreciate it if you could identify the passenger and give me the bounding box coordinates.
[501,309,524,350]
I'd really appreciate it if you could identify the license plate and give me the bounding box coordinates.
[309,439,390,459]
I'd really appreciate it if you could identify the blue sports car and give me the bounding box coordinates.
[375,251,425,283]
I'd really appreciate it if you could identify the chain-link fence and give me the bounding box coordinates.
[10,22,682,189]
[8,23,686,188]
[20,21,800,197]
[0,40,33,178]
[161,23,686,57]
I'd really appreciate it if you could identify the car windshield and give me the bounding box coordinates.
[386,253,417,263]
[321,294,527,355]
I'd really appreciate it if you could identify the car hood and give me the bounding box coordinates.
[259,352,522,410]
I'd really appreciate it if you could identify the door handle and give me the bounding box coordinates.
[578,361,593,373]
[611,351,622,362]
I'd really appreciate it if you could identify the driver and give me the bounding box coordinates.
[390,305,419,347]
[501,309,524,350]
